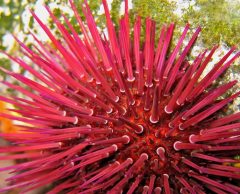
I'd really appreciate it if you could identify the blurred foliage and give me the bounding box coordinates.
[132,0,240,48]
[110,0,121,28]
[131,0,178,48]
[132,0,177,25]
[0,58,11,79]
[0,0,27,78]
[0,0,24,50]
[181,0,240,47]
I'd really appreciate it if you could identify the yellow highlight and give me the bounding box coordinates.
[234,163,240,168]
[0,101,19,133]
[223,160,240,169]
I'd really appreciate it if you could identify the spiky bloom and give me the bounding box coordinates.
[0,0,240,193]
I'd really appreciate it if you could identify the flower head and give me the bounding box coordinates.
[0,0,240,193]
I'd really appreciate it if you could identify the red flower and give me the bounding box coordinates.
[0,0,240,193]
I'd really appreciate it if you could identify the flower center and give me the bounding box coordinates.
[110,92,185,175]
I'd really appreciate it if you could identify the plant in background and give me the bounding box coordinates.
[0,0,240,193]
[182,0,240,47]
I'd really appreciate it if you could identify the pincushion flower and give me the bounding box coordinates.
[0,0,240,193]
